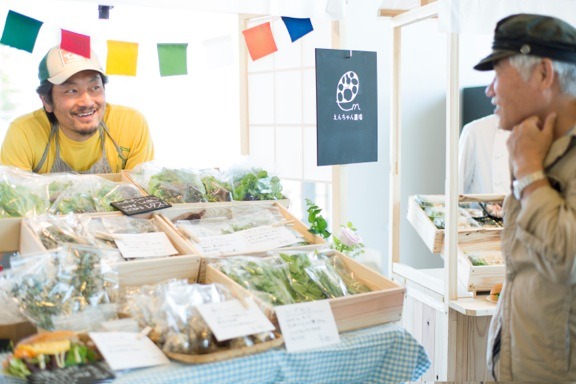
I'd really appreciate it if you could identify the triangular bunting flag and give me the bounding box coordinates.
[106,40,139,76]
[157,43,188,76]
[242,22,277,61]
[0,10,43,53]
[61,30,91,58]
[281,17,314,43]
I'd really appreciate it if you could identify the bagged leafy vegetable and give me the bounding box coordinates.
[217,256,297,306]
[0,166,50,218]
[200,169,232,202]
[8,244,121,330]
[49,175,142,214]
[224,166,284,201]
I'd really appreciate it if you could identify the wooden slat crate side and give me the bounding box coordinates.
[18,213,202,287]
[0,217,24,252]
[407,196,443,253]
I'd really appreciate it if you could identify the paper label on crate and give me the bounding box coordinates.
[88,331,170,371]
[114,232,179,258]
[197,297,275,341]
[194,225,300,256]
[275,300,340,352]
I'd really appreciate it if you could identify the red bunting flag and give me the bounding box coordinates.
[61,30,91,58]
[242,22,277,61]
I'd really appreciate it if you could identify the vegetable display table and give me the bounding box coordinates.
[1,324,430,384]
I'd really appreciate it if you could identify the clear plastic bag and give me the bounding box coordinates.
[8,244,120,330]
[0,166,51,218]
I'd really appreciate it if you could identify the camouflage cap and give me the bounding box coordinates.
[474,13,576,71]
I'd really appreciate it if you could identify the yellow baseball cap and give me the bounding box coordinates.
[38,45,105,85]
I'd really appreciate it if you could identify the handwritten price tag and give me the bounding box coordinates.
[111,195,171,215]
[275,300,340,352]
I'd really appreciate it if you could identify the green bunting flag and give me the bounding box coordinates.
[0,10,43,53]
[157,43,188,76]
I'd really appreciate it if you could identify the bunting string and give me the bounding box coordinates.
[0,9,315,77]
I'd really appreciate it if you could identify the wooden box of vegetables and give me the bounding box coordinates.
[123,162,290,208]
[0,167,143,252]
[18,212,201,288]
[205,250,405,333]
[407,194,504,254]
[457,237,504,293]
[154,201,327,282]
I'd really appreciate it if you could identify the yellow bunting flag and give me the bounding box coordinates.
[106,40,139,76]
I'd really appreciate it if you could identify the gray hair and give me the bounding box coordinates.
[508,54,576,97]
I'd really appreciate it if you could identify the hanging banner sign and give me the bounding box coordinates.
[315,48,378,166]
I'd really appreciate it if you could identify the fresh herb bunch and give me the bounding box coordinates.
[149,168,207,204]
[0,182,49,218]
[201,175,233,202]
[231,169,283,201]
[305,199,331,239]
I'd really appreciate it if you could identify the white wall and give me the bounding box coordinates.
[341,0,494,275]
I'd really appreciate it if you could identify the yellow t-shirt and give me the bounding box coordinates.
[0,104,154,173]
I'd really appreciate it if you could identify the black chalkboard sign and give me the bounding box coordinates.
[110,195,171,215]
[27,362,115,383]
[315,48,378,166]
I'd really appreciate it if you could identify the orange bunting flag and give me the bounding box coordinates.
[242,22,277,61]
[61,30,90,58]
[106,40,139,76]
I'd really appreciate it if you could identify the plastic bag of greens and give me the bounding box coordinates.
[217,256,297,306]
[49,175,142,214]
[148,168,207,204]
[276,251,328,302]
[8,244,120,330]
[200,168,232,202]
[0,166,50,218]
[24,213,96,250]
[223,165,284,201]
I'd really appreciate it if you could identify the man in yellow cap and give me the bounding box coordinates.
[0,45,154,173]
[475,13,576,382]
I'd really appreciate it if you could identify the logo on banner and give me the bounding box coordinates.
[336,71,360,111]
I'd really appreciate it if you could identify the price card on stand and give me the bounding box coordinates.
[111,195,171,215]
[196,297,275,341]
[113,232,178,259]
[275,300,340,352]
[89,332,170,371]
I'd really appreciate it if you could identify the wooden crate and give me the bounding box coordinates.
[153,201,326,283]
[0,320,37,344]
[407,194,504,253]
[0,173,141,253]
[18,212,201,287]
[205,251,405,333]
[458,238,504,293]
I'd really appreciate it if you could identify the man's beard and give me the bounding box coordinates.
[72,125,100,137]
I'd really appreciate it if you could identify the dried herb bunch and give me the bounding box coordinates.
[9,245,119,330]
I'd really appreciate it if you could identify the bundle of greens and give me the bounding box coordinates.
[25,214,160,250]
[8,245,120,330]
[148,168,207,204]
[0,166,50,218]
[200,169,232,202]
[228,168,283,201]
[49,177,142,214]
[216,251,372,306]
[218,257,296,306]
